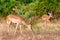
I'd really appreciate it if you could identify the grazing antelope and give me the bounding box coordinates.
[7,14,32,34]
[41,13,52,23]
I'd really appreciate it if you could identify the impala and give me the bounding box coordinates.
[7,14,32,34]
[41,13,52,23]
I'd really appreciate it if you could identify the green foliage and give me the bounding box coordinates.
[0,0,21,17]
[0,0,60,18]
[18,0,33,4]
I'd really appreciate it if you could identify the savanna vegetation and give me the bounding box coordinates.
[0,0,60,19]
[0,0,60,40]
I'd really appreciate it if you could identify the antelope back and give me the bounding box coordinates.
[41,14,49,20]
[7,14,23,24]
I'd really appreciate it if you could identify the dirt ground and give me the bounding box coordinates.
[0,20,60,40]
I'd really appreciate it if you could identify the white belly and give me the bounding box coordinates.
[10,18,20,23]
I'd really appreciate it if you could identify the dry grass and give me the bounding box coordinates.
[0,19,60,40]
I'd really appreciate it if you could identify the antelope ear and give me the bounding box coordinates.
[48,12,51,14]
[48,12,52,14]
[48,12,52,15]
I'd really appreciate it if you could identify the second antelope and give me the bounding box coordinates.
[7,14,32,34]
[41,13,52,23]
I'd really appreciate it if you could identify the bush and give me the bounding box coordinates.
[0,0,60,19]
